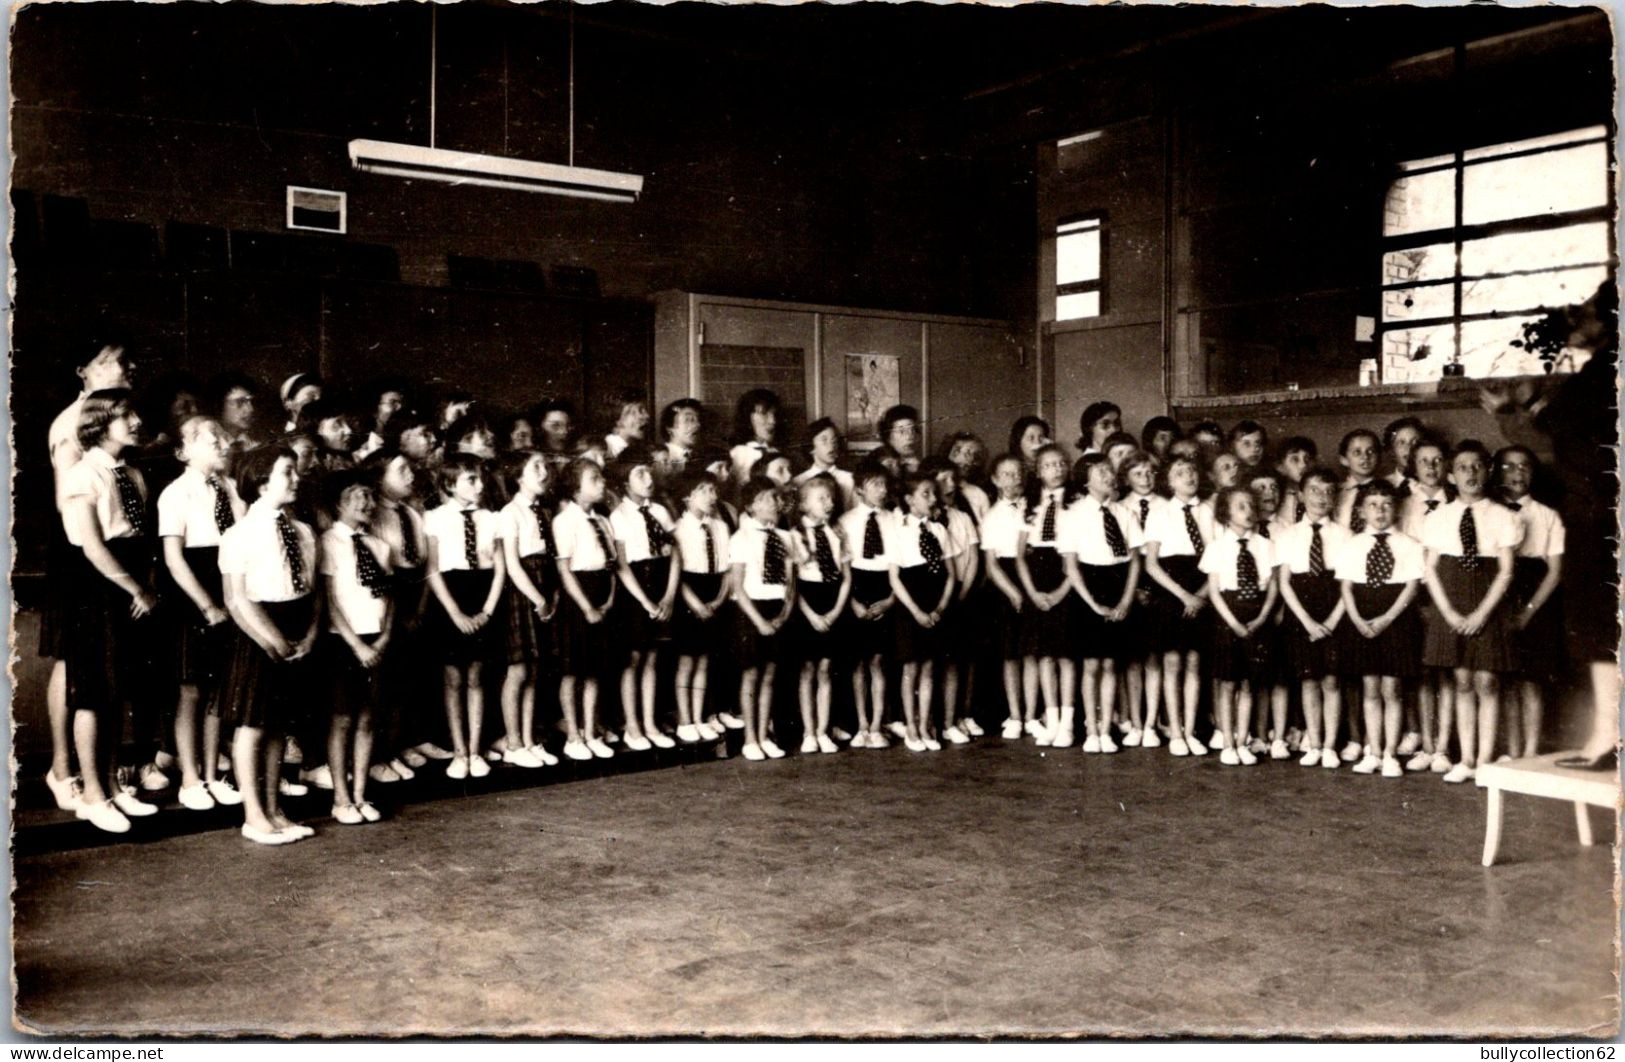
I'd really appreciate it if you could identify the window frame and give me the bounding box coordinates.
[1378,127,1616,381]
[1054,211,1108,322]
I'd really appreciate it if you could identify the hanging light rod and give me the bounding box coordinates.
[348,6,643,202]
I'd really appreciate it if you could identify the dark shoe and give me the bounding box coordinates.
[1555,750,1618,772]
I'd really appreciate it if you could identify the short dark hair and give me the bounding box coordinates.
[1360,479,1401,503]
[1279,435,1318,461]
[1300,466,1342,493]
[659,398,703,441]
[1451,439,1492,465]
[739,474,780,510]
[1228,419,1267,445]
[1078,401,1120,446]
[671,469,719,506]
[1214,485,1257,527]
[1102,430,1139,454]
[235,444,298,503]
[854,458,892,491]
[435,451,486,496]
[1339,428,1380,456]
[322,467,375,514]
[610,447,656,491]
[1383,417,1424,450]
[1141,416,1181,451]
[878,405,920,442]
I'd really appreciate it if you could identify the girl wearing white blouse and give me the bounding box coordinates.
[838,461,897,749]
[1420,441,1522,784]
[496,451,561,769]
[670,470,732,744]
[1060,454,1144,753]
[60,390,162,833]
[887,472,958,753]
[981,454,1034,741]
[423,452,508,780]
[609,452,681,752]
[369,451,434,778]
[552,459,621,761]
[1273,467,1351,769]
[730,477,800,761]
[1015,443,1077,747]
[1199,486,1279,767]
[1119,449,1165,749]
[157,415,247,811]
[1334,481,1423,778]
[925,458,983,743]
[1141,453,1214,757]
[790,475,851,754]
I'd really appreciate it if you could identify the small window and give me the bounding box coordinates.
[1380,125,1613,381]
[1055,214,1105,321]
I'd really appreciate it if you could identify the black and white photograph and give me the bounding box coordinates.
[6,0,1621,1041]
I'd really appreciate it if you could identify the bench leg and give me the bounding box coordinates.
[1574,802,1594,847]
[1481,787,1504,866]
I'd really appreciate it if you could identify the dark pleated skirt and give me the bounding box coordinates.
[894,565,949,663]
[1283,572,1342,680]
[672,571,726,657]
[1145,554,1210,654]
[991,557,1026,660]
[321,631,385,718]
[734,597,788,669]
[504,554,558,667]
[1075,562,1134,662]
[428,569,498,666]
[621,557,673,651]
[169,546,233,691]
[1422,555,1514,672]
[1208,590,1274,684]
[1339,582,1421,678]
[848,568,895,659]
[62,538,156,720]
[790,579,843,662]
[1511,556,1567,682]
[219,596,316,731]
[1021,546,1075,658]
[556,569,619,677]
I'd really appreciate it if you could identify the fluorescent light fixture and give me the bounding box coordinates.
[348,139,644,203]
[1058,129,1104,148]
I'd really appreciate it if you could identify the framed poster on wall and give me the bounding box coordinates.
[844,353,900,448]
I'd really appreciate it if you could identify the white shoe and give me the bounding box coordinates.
[240,823,295,846]
[1122,729,1142,748]
[922,736,942,752]
[112,791,158,817]
[178,783,216,811]
[206,779,244,805]
[1299,747,1321,767]
[905,736,927,753]
[760,739,786,759]
[529,744,560,767]
[138,762,169,792]
[468,754,491,778]
[648,731,677,749]
[503,747,545,768]
[817,734,840,754]
[867,731,890,749]
[401,748,428,768]
[416,742,455,761]
[278,778,309,797]
[963,719,985,737]
[1429,753,1452,774]
[1236,746,1258,766]
[1081,735,1101,753]
[1442,763,1475,784]
[741,743,765,761]
[1381,757,1403,778]
[944,726,970,745]
[1001,719,1023,740]
[800,736,819,754]
[586,738,614,759]
[1188,738,1208,757]
[563,740,593,762]
[603,730,621,745]
[1352,754,1380,775]
[388,757,416,780]
[1100,736,1119,754]
[850,731,870,749]
[676,724,701,743]
[1320,748,1340,769]
[1270,739,1290,760]
[1169,737,1190,757]
[1219,748,1240,766]
[332,803,364,826]
[1406,751,1433,772]
[623,734,653,752]
[1051,726,1073,749]
[1141,729,1161,749]
[44,771,82,812]
[446,756,469,779]
[1247,738,1268,756]
[1023,719,1045,739]
[696,722,722,741]
[889,721,910,740]
[719,713,746,730]
[1340,741,1362,762]
[77,799,131,833]
[368,763,401,784]
[1398,732,1423,757]
[830,726,853,742]
[299,765,334,791]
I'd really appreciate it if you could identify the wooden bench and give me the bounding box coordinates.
[1476,753,1620,866]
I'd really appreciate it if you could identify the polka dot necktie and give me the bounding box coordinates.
[589,515,616,566]
[1183,504,1203,553]
[1366,531,1394,587]
[1350,483,1373,534]
[640,503,673,555]
[276,510,308,595]
[355,536,388,598]
[919,520,945,575]
[206,475,235,535]
[461,510,479,568]
[1040,494,1058,543]
[1102,507,1128,558]
[809,526,839,583]
[1235,538,1262,600]
[1459,507,1481,570]
[399,510,421,568]
[1308,522,1326,577]
[703,520,719,574]
[763,528,787,586]
[529,499,555,556]
[863,511,883,559]
[1137,497,1151,531]
[112,466,145,536]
